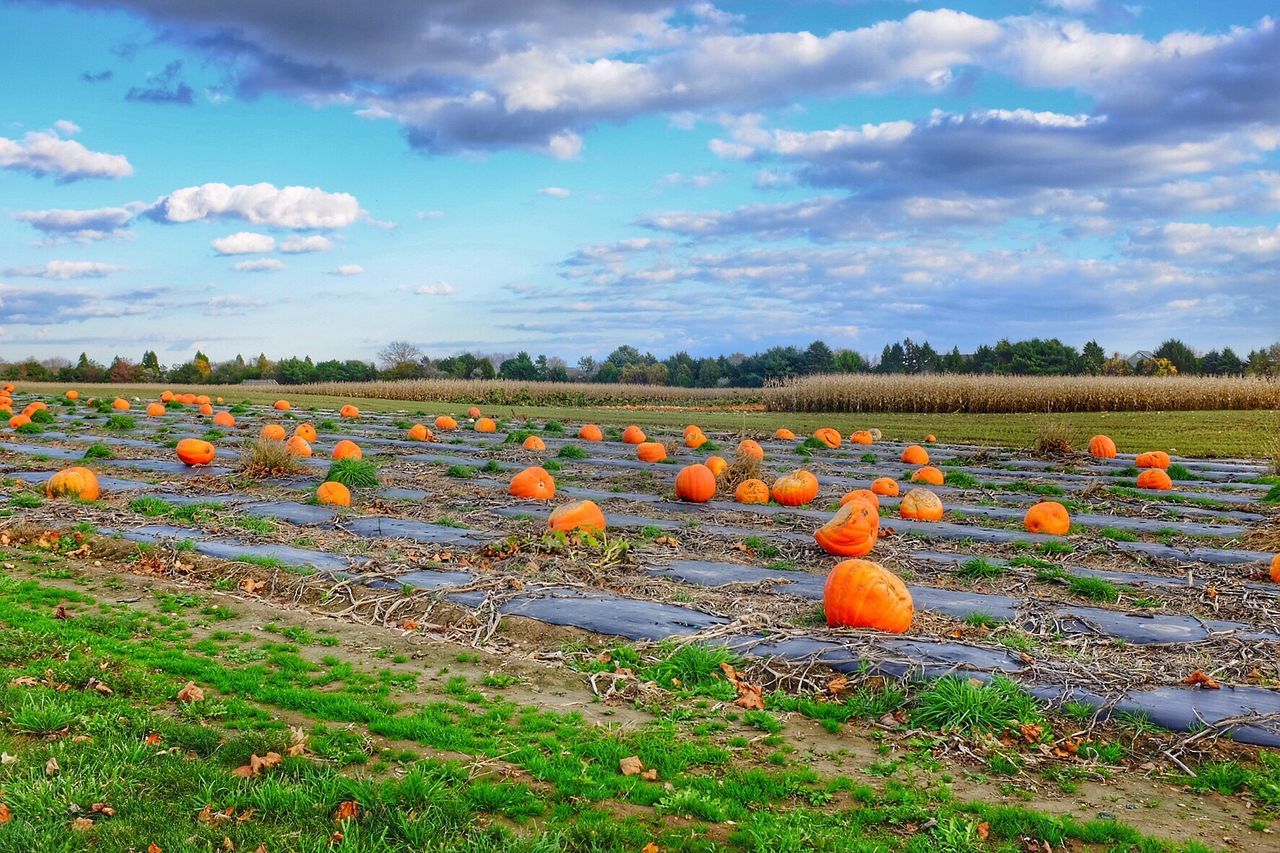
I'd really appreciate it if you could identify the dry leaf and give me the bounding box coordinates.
[335,800,359,821]
[826,676,849,696]
[1182,670,1221,690]
[148,845,163,853]
[399,619,420,631]
[1,752,16,765]
[9,676,38,687]
[240,578,265,594]
[640,769,659,782]
[619,756,644,776]
[977,821,990,841]
[222,837,235,851]
[71,816,95,831]
[642,844,660,853]
[87,677,113,694]
[0,803,11,824]
[145,733,163,746]
[90,802,115,817]
[54,604,70,619]
[177,682,205,702]
[45,756,60,777]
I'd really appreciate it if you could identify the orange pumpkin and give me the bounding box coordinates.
[45,466,100,501]
[772,470,820,507]
[925,434,937,443]
[735,479,770,504]
[911,466,944,486]
[840,489,880,510]
[1271,554,1280,584]
[180,394,198,405]
[8,414,31,429]
[1088,435,1117,458]
[216,397,224,404]
[468,406,482,418]
[704,455,728,477]
[1136,451,1171,469]
[899,488,943,521]
[260,424,286,442]
[22,402,46,414]
[824,559,913,633]
[637,441,667,463]
[212,411,236,428]
[316,481,351,507]
[523,435,547,451]
[146,403,166,417]
[65,390,79,401]
[774,428,796,440]
[435,416,458,431]
[684,426,707,449]
[621,425,647,444]
[871,477,900,497]
[509,466,556,500]
[195,395,211,406]
[285,435,313,457]
[1136,469,1173,490]
[294,423,318,442]
[675,464,717,503]
[548,500,606,534]
[1024,501,1071,535]
[112,398,130,411]
[578,424,604,442]
[812,428,842,449]
[849,430,874,445]
[340,404,361,419]
[160,390,174,403]
[176,438,216,466]
[901,445,929,465]
[332,439,362,461]
[407,424,432,441]
[815,500,880,557]
[475,417,497,433]
[274,400,291,411]
[737,439,764,461]
[199,403,214,416]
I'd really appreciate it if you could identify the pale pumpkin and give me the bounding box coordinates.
[899,488,943,521]
[824,559,913,633]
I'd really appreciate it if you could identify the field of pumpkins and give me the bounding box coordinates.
[3,383,1280,746]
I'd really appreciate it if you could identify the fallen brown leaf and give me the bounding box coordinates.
[71,816,95,832]
[619,756,644,776]
[177,682,205,702]
[335,800,359,821]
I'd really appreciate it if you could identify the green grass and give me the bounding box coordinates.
[912,676,1044,736]
[556,444,587,459]
[325,458,380,488]
[944,471,979,488]
[1099,527,1139,542]
[81,441,113,459]
[104,414,136,431]
[1067,575,1121,603]
[957,558,1006,580]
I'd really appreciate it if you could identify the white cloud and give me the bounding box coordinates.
[279,235,334,253]
[412,281,456,295]
[205,294,268,316]
[3,260,124,279]
[0,127,133,181]
[149,182,362,229]
[12,205,139,243]
[332,263,364,276]
[538,186,571,198]
[53,120,82,135]
[416,210,445,220]
[233,258,286,272]
[211,231,276,255]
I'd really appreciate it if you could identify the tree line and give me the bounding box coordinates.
[3,337,1278,387]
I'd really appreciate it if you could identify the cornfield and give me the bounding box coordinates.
[761,374,1280,414]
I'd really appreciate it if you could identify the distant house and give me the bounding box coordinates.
[1125,350,1156,370]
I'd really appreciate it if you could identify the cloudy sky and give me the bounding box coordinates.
[2,0,1278,365]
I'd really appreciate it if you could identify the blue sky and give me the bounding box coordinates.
[2,0,1278,366]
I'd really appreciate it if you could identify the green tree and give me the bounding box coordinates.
[1154,339,1200,375]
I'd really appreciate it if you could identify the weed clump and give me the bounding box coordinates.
[238,439,303,478]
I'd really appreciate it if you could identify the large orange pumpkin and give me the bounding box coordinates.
[435,416,458,431]
[674,464,717,503]
[812,428,842,449]
[1136,451,1171,469]
[637,442,667,463]
[871,477,900,497]
[622,425,647,444]
[509,466,556,500]
[901,445,929,465]
[45,466,100,501]
[146,403,166,417]
[407,424,432,442]
[1089,435,1117,459]
[475,417,497,433]
[8,414,30,429]
[212,411,236,427]
[195,395,211,406]
[112,398,130,411]
[899,488,944,521]
[160,390,174,403]
[1136,469,1173,490]
[199,404,214,416]
[578,424,603,442]
[316,481,351,507]
[294,423,318,442]
[774,428,796,440]
[274,400,291,411]
[849,430,874,445]
[340,404,361,419]
[824,559,913,633]
[772,470,820,507]
[179,393,198,405]
[22,402,46,415]
[285,436,313,457]
[176,439,216,466]
[735,479,770,504]
[1024,501,1071,535]
[523,434,547,451]
[704,455,728,477]
[548,500,606,534]
[332,439,362,461]
[260,424,286,442]
[65,390,79,401]
[911,466,944,486]
[737,439,764,461]
[840,489,880,510]
[814,500,880,557]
